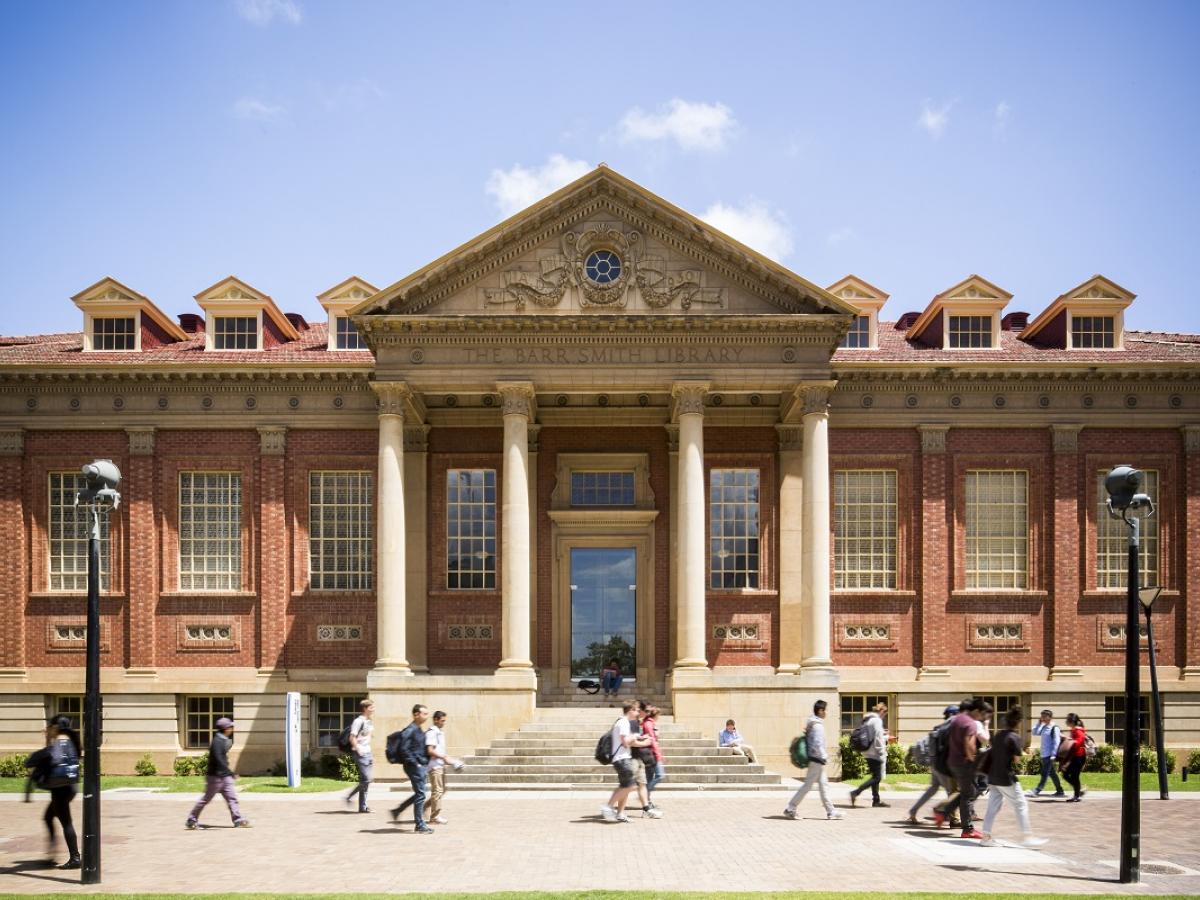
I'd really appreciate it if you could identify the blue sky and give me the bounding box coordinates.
[2,1,1199,335]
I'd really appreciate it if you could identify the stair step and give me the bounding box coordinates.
[447,773,782,784]
[470,747,743,757]
[463,755,752,766]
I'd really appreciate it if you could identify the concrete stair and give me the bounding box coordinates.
[449,707,786,790]
[535,684,672,710]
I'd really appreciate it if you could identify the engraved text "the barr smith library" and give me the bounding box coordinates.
[465,346,746,365]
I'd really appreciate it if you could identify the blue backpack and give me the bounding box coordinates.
[44,739,80,788]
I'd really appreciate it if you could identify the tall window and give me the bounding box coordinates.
[212,316,258,350]
[833,470,897,589]
[570,471,635,507]
[709,469,760,589]
[1096,469,1159,588]
[840,315,870,349]
[185,696,234,749]
[964,470,1028,589]
[91,316,136,351]
[309,471,373,590]
[840,694,892,736]
[48,472,110,591]
[1071,315,1115,349]
[948,315,994,348]
[446,469,496,589]
[179,472,241,591]
[335,316,365,350]
[1104,694,1151,747]
[315,696,359,748]
[976,694,1024,739]
[50,695,84,731]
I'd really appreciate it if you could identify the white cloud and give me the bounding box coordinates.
[618,99,736,151]
[994,100,1012,132]
[317,78,385,112]
[700,201,793,262]
[918,99,953,139]
[827,226,855,246]
[233,96,286,123]
[235,0,302,25]
[485,154,591,217]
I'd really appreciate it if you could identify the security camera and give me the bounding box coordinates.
[75,459,122,510]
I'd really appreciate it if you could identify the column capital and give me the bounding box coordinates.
[782,381,837,422]
[664,424,679,453]
[670,381,710,418]
[0,428,23,457]
[528,423,542,453]
[1051,424,1083,455]
[403,425,431,453]
[1183,424,1200,455]
[125,427,156,456]
[918,424,950,454]
[257,426,287,456]
[775,423,803,452]
[497,381,536,420]
[371,380,413,418]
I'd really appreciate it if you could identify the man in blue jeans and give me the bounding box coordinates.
[390,704,434,834]
[1027,709,1066,797]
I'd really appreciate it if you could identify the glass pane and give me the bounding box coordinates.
[569,547,636,677]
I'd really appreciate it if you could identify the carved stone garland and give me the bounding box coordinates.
[563,225,640,308]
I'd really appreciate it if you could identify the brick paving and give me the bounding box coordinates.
[1,783,1198,895]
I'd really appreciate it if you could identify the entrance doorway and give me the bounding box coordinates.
[569,547,636,678]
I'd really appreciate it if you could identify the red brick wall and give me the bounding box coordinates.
[0,451,26,668]
[1184,437,1200,670]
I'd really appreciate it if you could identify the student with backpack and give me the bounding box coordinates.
[979,707,1048,848]
[389,704,434,833]
[783,700,842,820]
[24,715,82,869]
[848,702,889,808]
[1059,712,1088,802]
[1027,709,1065,798]
[933,698,986,838]
[186,717,250,830]
[598,700,653,823]
[906,705,958,825]
[343,699,374,813]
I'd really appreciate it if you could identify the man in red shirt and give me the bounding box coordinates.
[939,698,989,839]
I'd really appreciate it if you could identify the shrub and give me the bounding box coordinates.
[1084,743,1120,773]
[269,759,286,777]
[1137,745,1176,774]
[1188,748,1200,773]
[173,754,208,776]
[886,742,909,775]
[133,753,157,776]
[317,753,358,781]
[838,736,866,781]
[302,756,320,778]
[904,744,930,775]
[0,753,29,778]
[1021,753,1044,776]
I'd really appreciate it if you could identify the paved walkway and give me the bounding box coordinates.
[1,781,1198,895]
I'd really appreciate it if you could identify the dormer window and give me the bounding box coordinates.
[91,316,137,351]
[905,275,1011,350]
[947,315,994,349]
[335,316,365,350]
[842,316,871,348]
[827,275,888,351]
[212,315,258,350]
[1019,275,1133,350]
[1070,314,1116,349]
[317,276,378,352]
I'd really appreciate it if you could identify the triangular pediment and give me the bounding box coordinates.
[353,167,856,320]
[1061,274,1135,303]
[826,274,889,313]
[194,275,299,340]
[318,276,380,311]
[934,274,1013,304]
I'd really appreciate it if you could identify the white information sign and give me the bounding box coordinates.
[285,691,301,787]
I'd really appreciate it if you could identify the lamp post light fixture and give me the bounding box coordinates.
[1138,585,1168,800]
[1104,464,1155,885]
[74,459,121,886]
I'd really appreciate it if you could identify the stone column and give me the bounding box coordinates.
[257,426,288,675]
[672,382,709,670]
[125,427,158,675]
[527,424,541,669]
[0,429,25,675]
[1182,425,1200,680]
[404,426,430,672]
[776,424,804,674]
[665,425,680,668]
[497,382,535,673]
[372,382,411,673]
[916,425,950,675]
[799,384,835,679]
[1050,425,1082,677]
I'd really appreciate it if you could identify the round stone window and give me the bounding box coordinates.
[584,249,622,284]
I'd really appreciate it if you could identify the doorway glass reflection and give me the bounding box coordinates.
[570,547,636,678]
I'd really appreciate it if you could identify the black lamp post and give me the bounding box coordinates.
[1139,585,1167,800]
[75,460,121,885]
[1104,464,1154,885]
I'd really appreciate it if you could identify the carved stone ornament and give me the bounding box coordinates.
[485,252,571,310]
[498,382,536,419]
[126,427,155,456]
[664,424,679,453]
[1184,424,1200,455]
[636,256,722,310]
[671,383,707,417]
[1051,424,1082,455]
[563,224,640,308]
[776,424,803,452]
[403,425,430,453]
[799,384,833,417]
[0,429,24,456]
[919,425,949,454]
[371,381,411,418]
[257,426,287,456]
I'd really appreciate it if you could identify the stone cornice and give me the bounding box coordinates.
[833,366,1200,385]
[0,369,371,386]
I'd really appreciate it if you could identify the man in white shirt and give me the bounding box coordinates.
[600,701,653,823]
[345,699,374,813]
[424,711,463,825]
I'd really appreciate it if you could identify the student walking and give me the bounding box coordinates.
[638,702,665,816]
[849,703,889,808]
[934,698,985,838]
[390,704,434,833]
[425,711,464,825]
[1027,709,1065,798]
[718,720,757,763]
[345,699,375,813]
[600,701,654,823]
[906,705,958,825]
[1060,712,1088,802]
[980,707,1048,847]
[783,700,843,820]
[24,715,82,869]
[186,717,250,829]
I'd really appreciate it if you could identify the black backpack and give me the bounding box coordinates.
[849,718,873,752]
[44,739,80,788]
[337,723,354,753]
[931,719,955,773]
[594,720,618,765]
[385,729,406,765]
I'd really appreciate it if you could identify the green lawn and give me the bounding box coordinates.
[0,775,349,794]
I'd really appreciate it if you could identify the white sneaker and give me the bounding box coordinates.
[1021,835,1048,848]
[826,810,845,820]
[643,806,663,819]
[600,805,617,822]
[615,813,631,823]
[979,837,999,847]
[783,807,797,820]
[432,816,448,824]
